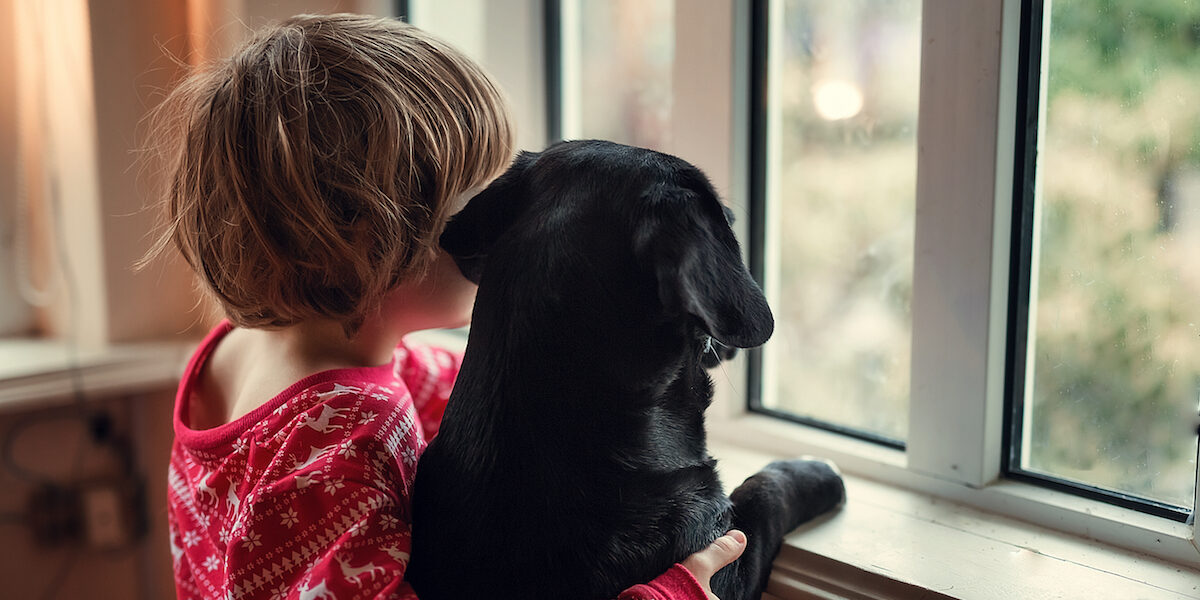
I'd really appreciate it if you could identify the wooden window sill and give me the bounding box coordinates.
[709,443,1200,600]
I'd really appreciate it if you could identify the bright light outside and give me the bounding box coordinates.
[1023,0,1200,508]
[762,0,920,442]
[810,80,864,121]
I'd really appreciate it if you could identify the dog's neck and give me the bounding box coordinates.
[446,287,714,468]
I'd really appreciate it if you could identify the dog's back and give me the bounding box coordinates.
[407,141,843,599]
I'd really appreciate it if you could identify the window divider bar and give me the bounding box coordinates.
[746,0,768,415]
[542,0,562,144]
[905,0,1010,487]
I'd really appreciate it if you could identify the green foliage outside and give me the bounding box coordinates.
[773,0,919,442]
[1030,0,1200,506]
[772,0,1199,507]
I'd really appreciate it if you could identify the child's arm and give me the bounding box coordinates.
[619,564,711,600]
[619,531,747,600]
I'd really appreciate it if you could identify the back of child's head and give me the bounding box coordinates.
[147,13,514,333]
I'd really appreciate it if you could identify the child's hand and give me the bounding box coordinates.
[680,530,747,600]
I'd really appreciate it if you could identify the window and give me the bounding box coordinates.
[406,0,487,58]
[751,0,921,446]
[553,0,674,149]
[750,0,1199,525]
[0,8,29,336]
[1008,0,1200,518]
[0,187,34,337]
[551,0,1199,566]
[0,0,59,339]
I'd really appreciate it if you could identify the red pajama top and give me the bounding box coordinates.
[168,322,708,600]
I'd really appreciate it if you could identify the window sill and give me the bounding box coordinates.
[708,442,1200,600]
[0,338,190,412]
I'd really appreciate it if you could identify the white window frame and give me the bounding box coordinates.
[662,0,1200,568]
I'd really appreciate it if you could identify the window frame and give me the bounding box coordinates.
[1000,0,1194,524]
[743,0,910,452]
[547,0,1199,566]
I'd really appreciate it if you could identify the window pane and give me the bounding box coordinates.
[0,202,34,336]
[761,0,921,442]
[0,103,30,335]
[559,0,673,150]
[1024,0,1200,508]
[408,0,487,62]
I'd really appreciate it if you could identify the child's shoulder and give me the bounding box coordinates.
[394,338,463,384]
[249,375,424,472]
[280,376,413,427]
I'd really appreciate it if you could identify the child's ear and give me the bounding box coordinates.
[439,151,538,283]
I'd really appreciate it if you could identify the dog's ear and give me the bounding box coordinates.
[440,151,538,283]
[638,186,774,348]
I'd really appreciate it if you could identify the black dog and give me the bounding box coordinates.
[407,140,845,600]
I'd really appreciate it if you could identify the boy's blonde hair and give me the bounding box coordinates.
[147,14,514,333]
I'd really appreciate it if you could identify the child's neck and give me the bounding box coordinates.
[266,316,402,370]
[195,315,405,428]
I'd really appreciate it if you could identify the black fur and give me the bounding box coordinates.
[407,140,844,600]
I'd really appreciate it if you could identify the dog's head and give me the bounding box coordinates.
[440,140,772,354]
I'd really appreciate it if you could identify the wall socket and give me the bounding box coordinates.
[80,478,141,549]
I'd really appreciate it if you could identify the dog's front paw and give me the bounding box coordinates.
[764,457,846,518]
[798,456,846,510]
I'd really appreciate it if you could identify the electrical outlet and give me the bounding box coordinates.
[81,482,124,548]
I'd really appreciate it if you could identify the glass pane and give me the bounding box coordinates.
[409,0,487,62]
[0,199,34,336]
[560,0,673,150]
[1025,0,1200,508]
[762,0,921,442]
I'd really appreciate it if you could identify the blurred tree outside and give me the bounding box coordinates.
[569,0,1200,507]
[570,0,673,151]
[769,0,1199,507]
[770,0,919,442]
[1029,0,1200,507]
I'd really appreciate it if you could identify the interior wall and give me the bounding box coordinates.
[4,0,213,596]
[18,0,111,346]
[88,0,210,343]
